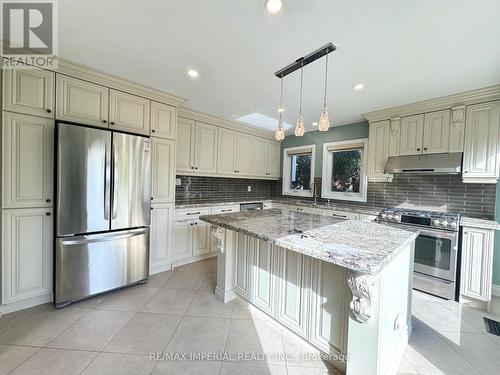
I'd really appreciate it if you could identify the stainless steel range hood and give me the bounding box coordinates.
[384,152,463,175]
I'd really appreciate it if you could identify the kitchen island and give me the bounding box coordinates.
[200,209,417,375]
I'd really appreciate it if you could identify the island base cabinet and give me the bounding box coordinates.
[2,208,53,308]
[249,240,275,315]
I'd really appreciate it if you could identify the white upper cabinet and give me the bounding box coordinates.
[151,138,175,203]
[367,120,391,181]
[449,106,466,153]
[150,101,176,139]
[2,112,54,208]
[236,132,253,176]
[109,90,151,135]
[461,226,494,301]
[422,110,451,154]
[2,208,53,304]
[3,68,55,118]
[399,114,424,155]
[176,117,196,173]
[194,121,218,173]
[217,128,237,175]
[150,203,174,274]
[56,75,109,127]
[266,140,281,177]
[252,137,267,177]
[463,101,500,183]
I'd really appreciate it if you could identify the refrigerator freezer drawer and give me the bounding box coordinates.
[55,228,149,307]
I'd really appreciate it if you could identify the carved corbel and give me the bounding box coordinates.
[347,271,376,323]
[211,225,225,254]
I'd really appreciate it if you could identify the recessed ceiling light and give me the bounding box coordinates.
[187,69,199,78]
[265,0,282,14]
[353,83,364,91]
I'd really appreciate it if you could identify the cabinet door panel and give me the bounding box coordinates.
[252,240,274,314]
[269,141,281,177]
[463,101,500,181]
[194,122,218,173]
[2,208,53,304]
[367,120,390,180]
[277,248,308,336]
[192,221,209,256]
[252,137,267,176]
[3,68,54,118]
[217,128,237,175]
[461,227,493,301]
[236,133,253,175]
[151,102,176,139]
[152,138,175,203]
[423,110,450,154]
[2,112,54,208]
[176,118,195,172]
[109,90,151,135]
[233,234,250,297]
[150,204,174,273]
[400,114,424,155]
[56,75,109,127]
[174,221,192,262]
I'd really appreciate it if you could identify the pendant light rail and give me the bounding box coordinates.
[274,43,336,78]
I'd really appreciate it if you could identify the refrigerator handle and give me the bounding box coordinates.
[104,143,111,220]
[112,142,118,220]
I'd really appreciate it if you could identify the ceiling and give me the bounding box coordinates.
[59,0,500,134]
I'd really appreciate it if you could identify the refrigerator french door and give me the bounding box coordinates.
[55,123,151,307]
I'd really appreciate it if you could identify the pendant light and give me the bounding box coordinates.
[275,77,285,141]
[318,53,330,132]
[294,65,305,137]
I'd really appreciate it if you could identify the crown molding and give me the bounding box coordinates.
[52,58,185,106]
[178,106,276,140]
[363,85,500,123]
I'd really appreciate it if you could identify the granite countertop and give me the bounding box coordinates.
[200,209,417,275]
[460,217,500,230]
[175,198,382,215]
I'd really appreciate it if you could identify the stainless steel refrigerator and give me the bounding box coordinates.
[55,123,151,308]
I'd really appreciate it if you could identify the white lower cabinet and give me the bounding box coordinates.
[309,260,348,354]
[249,240,275,315]
[150,203,174,274]
[173,207,211,264]
[2,208,53,305]
[276,247,309,337]
[460,226,494,301]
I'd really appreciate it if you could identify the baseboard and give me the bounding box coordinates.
[214,287,236,303]
[0,293,52,315]
[149,263,173,275]
[173,252,217,269]
[492,284,500,297]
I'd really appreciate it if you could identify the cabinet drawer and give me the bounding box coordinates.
[322,209,358,220]
[175,207,210,221]
[211,205,239,214]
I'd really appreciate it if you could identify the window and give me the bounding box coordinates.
[322,139,368,202]
[282,145,315,196]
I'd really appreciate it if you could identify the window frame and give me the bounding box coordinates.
[282,144,316,197]
[321,138,368,202]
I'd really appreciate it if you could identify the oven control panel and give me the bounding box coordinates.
[378,208,459,231]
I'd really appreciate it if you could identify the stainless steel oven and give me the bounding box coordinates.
[379,208,460,300]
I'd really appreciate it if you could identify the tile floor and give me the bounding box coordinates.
[0,257,500,374]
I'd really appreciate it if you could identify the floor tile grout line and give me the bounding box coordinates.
[6,345,42,375]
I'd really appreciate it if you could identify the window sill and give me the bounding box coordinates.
[283,191,313,198]
[321,193,366,202]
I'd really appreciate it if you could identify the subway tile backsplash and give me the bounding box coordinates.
[176,174,496,219]
[273,174,496,219]
[175,175,273,204]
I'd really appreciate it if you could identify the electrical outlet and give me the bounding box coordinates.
[247,186,252,192]
[176,178,182,186]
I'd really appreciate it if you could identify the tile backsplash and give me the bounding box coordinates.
[273,174,496,219]
[175,175,273,204]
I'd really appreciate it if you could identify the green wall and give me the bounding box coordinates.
[280,121,369,177]
[280,121,500,288]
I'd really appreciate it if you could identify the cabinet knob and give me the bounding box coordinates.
[46,198,51,203]
[102,120,107,124]
[151,197,154,200]
[417,148,420,151]
[110,122,115,125]
[151,129,155,133]
[191,166,194,169]
[46,109,52,113]
[424,147,428,151]
[237,170,239,173]
[234,170,236,173]
[195,167,198,170]
[151,207,154,210]
[46,212,51,216]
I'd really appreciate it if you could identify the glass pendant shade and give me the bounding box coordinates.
[275,121,285,141]
[294,115,305,136]
[318,106,329,132]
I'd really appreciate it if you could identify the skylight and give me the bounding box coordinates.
[237,113,293,132]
